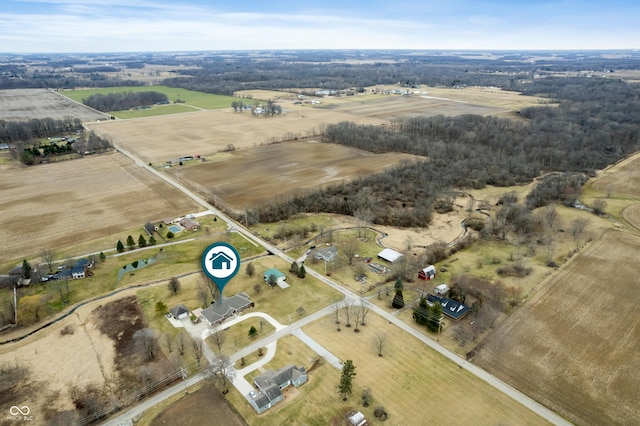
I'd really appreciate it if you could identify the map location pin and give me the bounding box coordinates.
[201,242,241,304]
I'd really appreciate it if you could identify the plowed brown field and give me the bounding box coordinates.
[474,230,640,426]
[0,89,108,121]
[167,140,423,210]
[0,152,202,263]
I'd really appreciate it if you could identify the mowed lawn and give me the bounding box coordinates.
[303,313,549,426]
[61,86,238,111]
[474,230,640,426]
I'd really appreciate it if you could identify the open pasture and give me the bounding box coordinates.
[0,152,202,264]
[167,140,423,211]
[0,88,109,121]
[88,108,387,164]
[303,312,548,426]
[474,230,640,426]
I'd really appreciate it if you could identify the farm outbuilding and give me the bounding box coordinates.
[377,248,403,263]
[418,265,437,281]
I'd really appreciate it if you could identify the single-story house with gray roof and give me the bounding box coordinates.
[200,292,253,327]
[313,246,338,262]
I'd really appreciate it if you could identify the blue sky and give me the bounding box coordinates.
[1,0,638,53]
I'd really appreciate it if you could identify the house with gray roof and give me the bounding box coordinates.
[249,364,307,414]
[170,304,189,320]
[313,246,338,262]
[200,292,253,327]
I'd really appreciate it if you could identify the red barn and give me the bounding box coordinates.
[418,265,437,281]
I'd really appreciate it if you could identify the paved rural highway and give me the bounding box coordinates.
[106,144,572,426]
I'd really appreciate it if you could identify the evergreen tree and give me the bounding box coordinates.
[116,240,124,253]
[126,235,135,250]
[99,251,106,261]
[392,290,405,309]
[248,325,258,337]
[338,360,357,400]
[21,259,32,279]
[138,234,147,248]
[298,264,306,278]
[413,298,443,332]
[394,278,403,292]
[149,235,157,245]
[289,260,299,275]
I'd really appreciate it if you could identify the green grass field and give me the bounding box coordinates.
[60,86,239,112]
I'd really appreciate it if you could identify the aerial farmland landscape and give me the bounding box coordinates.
[2,2,640,426]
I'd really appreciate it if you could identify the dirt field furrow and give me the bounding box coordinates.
[474,230,640,426]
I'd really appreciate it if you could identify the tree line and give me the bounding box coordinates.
[83,91,169,112]
[0,117,83,143]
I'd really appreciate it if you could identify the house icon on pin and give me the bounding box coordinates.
[209,252,233,270]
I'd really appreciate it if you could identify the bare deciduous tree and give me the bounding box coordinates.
[168,277,181,295]
[176,332,187,356]
[332,302,342,325]
[374,332,387,357]
[210,329,226,353]
[197,285,209,309]
[163,333,174,353]
[253,283,262,295]
[191,337,204,366]
[571,218,589,240]
[359,299,371,326]
[342,239,360,266]
[343,300,354,327]
[205,354,235,389]
[134,328,160,361]
[200,272,219,303]
[40,249,56,274]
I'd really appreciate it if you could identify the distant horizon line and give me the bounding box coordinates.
[1,48,639,56]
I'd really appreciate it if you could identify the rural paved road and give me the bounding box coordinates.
[104,144,573,426]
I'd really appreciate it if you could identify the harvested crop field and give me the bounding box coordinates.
[591,151,640,197]
[0,88,109,121]
[622,204,640,230]
[88,108,386,164]
[0,152,202,263]
[167,140,424,210]
[473,230,640,426]
[317,94,502,120]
